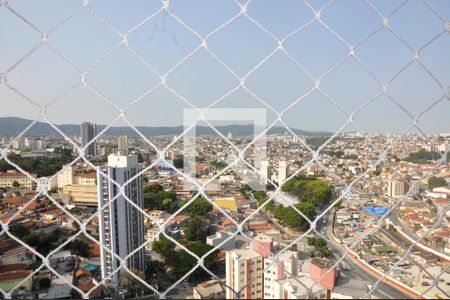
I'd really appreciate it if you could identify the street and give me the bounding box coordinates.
[322,209,412,299]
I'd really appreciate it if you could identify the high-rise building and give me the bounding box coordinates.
[278,161,288,185]
[225,236,302,299]
[387,177,419,198]
[225,248,264,299]
[118,136,129,155]
[98,154,145,288]
[260,160,271,185]
[263,250,299,299]
[81,122,97,157]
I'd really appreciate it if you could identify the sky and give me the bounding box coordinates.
[0,0,449,134]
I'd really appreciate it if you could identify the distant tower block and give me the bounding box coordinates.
[260,160,271,185]
[297,135,306,145]
[117,135,129,155]
[81,122,97,157]
[278,161,288,185]
[227,132,233,140]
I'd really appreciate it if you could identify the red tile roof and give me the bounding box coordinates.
[0,270,32,282]
[89,244,100,258]
[0,172,28,177]
[75,269,91,278]
[3,196,26,205]
[0,213,26,224]
[0,264,26,273]
[80,172,97,178]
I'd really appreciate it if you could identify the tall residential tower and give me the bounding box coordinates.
[81,122,97,157]
[117,136,129,155]
[98,154,145,288]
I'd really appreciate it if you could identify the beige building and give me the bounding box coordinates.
[63,184,98,207]
[387,178,419,198]
[0,171,36,190]
[58,165,97,206]
[118,136,129,155]
[57,165,75,189]
[226,248,264,299]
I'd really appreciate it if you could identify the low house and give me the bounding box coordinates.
[193,279,226,299]
[0,244,36,265]
[0,270,32,292]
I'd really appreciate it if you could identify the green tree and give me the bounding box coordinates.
[253,191,267,201]
[183,216,210,242]
[161,198,179,213]
[143,185,177,210]
[66,240,90,258]
[307,237,330,258]
[187,198,213,216]
[428,176,447,190]
[144,184,164,193]
[152,238,218,280]
[12,180,20,188]
[26,260,42,271]
[119,268,145,297]
[9,223,30,238]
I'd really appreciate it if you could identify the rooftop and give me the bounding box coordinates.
[193,279,225,298]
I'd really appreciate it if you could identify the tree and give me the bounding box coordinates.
[428,176,447,190]
[12,180,20,188]
[144,184,163,193]
[143,185,177,211]
[26,260,42,271]
[174,242,218,277]
[239,184,252,199]
[119,268,145,298]
[307,237,330,258]
[253,191,267,201]
[161,198,179,213]
[152,238,218,281]
[145,260,165,283]
[187,198,213,216]
[9,223,30,238]
[66,240,90,258]
[183,216,210,242]
[39,277,51,290]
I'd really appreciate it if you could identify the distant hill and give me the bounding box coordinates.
[0,117,331,137]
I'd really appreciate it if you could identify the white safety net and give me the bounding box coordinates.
[0,0,449,299]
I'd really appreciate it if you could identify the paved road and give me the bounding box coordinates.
[389,207,445,254]
[323,209,412,299]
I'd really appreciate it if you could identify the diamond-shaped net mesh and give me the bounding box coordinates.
[0,0,449,299]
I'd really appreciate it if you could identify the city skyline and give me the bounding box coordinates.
[1,0,449,133]
[1,1,449,299]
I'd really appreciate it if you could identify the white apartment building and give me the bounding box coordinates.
[273,276,327,299]
[263,250,299,299]
[260,160,271,185]
[98,154,145,289]
[226,248,264,299]
[278,161,288,185]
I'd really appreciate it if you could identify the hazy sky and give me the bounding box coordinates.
[1,0,449,134]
